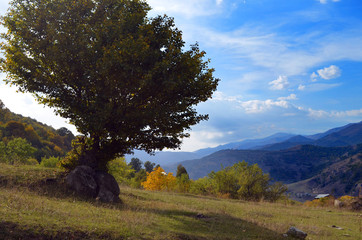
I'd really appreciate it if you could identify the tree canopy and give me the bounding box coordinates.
[1,0,219,170]
[128,157,142,173]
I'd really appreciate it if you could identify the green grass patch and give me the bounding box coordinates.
[0,163,360,239]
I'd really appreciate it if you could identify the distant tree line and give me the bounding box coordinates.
[127,160,287,202]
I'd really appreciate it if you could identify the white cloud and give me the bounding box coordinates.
[239,99,290,113]
[319,0,340,3]
[310,72,318,82]
[182,20,362,88]
[306,82,342,91]
[269,75,289,90]
[331,109,362,117]
[307,108,329,118]
[317,65,341,80]
[211,91,293,114]
[278,94,297,101]
[308,108,362,118]
[298,84,306,91]
[212,91,242,102]
[178,130,230,151]
[147,0,223,18]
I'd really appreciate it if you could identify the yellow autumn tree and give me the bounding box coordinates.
[142,166,176,191]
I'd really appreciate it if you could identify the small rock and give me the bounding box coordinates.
[331,225,343,230]
[286,226,307,239]
[196,213,206,219]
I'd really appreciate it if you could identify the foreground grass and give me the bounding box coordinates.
[0,163,360,239]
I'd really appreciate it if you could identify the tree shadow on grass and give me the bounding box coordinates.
[132,207,293,240]
[1,173,294,240]
[0,221,115,240]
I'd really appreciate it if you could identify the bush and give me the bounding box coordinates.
[189,177,217,196]
[189,161,287,202]
[26,158,39,166]
[1,137,36,165]
[40,156,60,168]
[130,169,147,188]
[142,167,177,191]
[304,196,335,208]
[175,173,191,193]
[107,157,134,185]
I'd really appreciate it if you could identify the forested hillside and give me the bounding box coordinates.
[0,99,74,161]
[165,145,359,181]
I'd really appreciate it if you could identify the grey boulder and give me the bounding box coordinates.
[285,227,307,239]
[66,165,98,198]
[66,165,120,203]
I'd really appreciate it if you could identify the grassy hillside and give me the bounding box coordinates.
[0,163,360,239]
[287,152,362,200]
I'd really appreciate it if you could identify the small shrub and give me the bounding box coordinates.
[40,156,60,168]
[304,196,335,208]
[26,158,39,166]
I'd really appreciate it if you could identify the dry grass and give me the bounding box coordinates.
[0,163,360,239]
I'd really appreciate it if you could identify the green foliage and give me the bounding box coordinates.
[1,0,218,170]
[232,162,270,201]
[144,161,156,173]
[26,158,39,166]
[0,100,74,161]
[189,161,287,202]
[3,137,37,164]
[130,169,147,188]
[59,136,91,171]
[175,164,190,192]
[40,156,60,168]
[175,173,191,193]
[107,157,134,185]
[0,141,7,162]
[176,164,189,178]
[189,177,217,196]
[129,158,143,173]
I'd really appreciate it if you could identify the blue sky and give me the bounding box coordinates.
[1,0,362,151]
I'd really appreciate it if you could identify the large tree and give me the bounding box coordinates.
[1,0,219,170]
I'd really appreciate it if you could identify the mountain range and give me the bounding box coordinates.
[127,121,362,166]
[155,121,362,200]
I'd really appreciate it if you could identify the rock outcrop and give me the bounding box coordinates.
[285,227,307,239]
[66,165,120,203]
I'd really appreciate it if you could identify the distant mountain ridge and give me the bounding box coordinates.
[160,121,362,199]
[126,133,296,164]
[260,121,362,151]
[164,145,361,182]
[128,121,362,166]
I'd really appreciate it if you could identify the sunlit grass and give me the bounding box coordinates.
[0,163,360,239]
